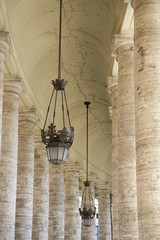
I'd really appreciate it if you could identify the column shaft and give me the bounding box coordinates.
[132,0,160,238]
[98,183,112,240]
[15,109,38,239]
[49,164,64,240]
[107,77,118,240]
[32,130,49,240]
[64,162,82,240]
[0,32,10,154]
[115,35,138,239]
[0,78,23,239]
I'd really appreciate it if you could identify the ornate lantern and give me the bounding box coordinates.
[41,0,74,164]
[79,102,96,227]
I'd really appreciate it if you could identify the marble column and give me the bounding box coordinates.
[81,174,97,240]
[0,77,23,239]
[49,164,64,240]
[0,32,10,153]
[64,162,82,240]
[113,35,138,240]
[132,0,160,239]
[106,77,119,240]
[15,109,38,239]
[32,130,49,240]
[98,182,112,240]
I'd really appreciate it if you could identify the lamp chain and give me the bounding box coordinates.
[58,0,62,80]
[86,103,89,182]
[42,88,55,131]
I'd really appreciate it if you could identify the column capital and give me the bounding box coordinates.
[34,129,42,143]
[98,181,112,193]
[19,109,39,124]
[3,76,24,95]
[106,76,118,95]
[64,161,83,172]
[0,31,12,56]
[80,172,98,184]
[112,34,134,57]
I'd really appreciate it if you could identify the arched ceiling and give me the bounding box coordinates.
[0,0,130,182]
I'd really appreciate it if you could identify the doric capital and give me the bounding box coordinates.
[3,76,24,95]
[0,31,12,56]
[19,109,39,124]
[64,162,83,173]
[98,181,112,193]
[80,172,98,184]
[106,76,118,94]
[34,129,42,143]
[112,34,134,57]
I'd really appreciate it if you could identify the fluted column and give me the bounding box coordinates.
[132,0,160,239]
[0,32,10,153]
[98,182,112,240]
[32,130,49,240]
[49,164,64,240]
[64,162,82,240]
[113,35,138,240]
[15,109,38,239]
[81,174,97,240]
[106,77,118,240]
[0,77,23,239]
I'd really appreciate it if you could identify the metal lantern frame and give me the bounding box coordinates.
[79,102,96,227]
[41,0,74,164]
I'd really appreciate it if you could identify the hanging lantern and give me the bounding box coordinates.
[79,102,96,227]
[41,0,74,164]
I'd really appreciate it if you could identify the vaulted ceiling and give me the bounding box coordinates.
[0,0,133,182]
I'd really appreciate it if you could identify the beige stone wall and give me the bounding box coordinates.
[15,109,38,239]
[49,164,64,240]
[32,130,49,239]
[0,78,23,239]
[64,162,82,240]
[132,0,160,239]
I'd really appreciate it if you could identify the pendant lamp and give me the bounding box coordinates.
[79,101,96,227]
[41,0,74,164]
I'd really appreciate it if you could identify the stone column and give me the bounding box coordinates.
[0,77,23,239]
[113,35,138,240]
[15,109,38,239]
[81,174,97,240]
[132,0,160,239]
[0,32,10,153]
[49,164,64,240]
[106,77,119,240]
[32,130,49,240]
[64,162,82,240]
[98,182,112,240]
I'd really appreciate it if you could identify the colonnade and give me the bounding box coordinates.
[107,1,160,240]
[0,32,112,239]
[0,0,159,239]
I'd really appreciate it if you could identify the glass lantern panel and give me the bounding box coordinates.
[62,147,68,161]
[82,217,94,227]
[46,146,68,164]
[47,146,58,162]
